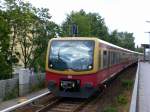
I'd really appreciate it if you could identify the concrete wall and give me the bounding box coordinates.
[0,78,18,101]
[19,72,45,96]
[0,72,45,101]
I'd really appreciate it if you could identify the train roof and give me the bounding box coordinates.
[98,39,143,55]
[50,37,143,55]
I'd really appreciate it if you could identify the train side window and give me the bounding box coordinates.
[104,51,107,55]
[115,52,117,64]
[113,52,115,64]
[110,51,113,66]
[103,50,108,69]
[112,52,114,65]
[108,51,111,66]
[112,51,115,65]
[116,52,119,64]
[114,52,116,64]
[117,52,120,64]
[99,50,101,69]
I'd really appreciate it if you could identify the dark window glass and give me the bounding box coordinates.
[103,50,108,68]
[48,40,95,71]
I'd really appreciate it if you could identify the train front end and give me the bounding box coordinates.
[46,37,99,98]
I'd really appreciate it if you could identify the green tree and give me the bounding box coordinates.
[61,9,109,41]
[135,45,144,53]
[109,30,120,46]
[30,21,60,71]
[0,10,11,79]
[88,12,109,41]
[118,32,135,50]
[109,30,135,50]
[4,0,59,69]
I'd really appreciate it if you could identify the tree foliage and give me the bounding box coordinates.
[0,10,11,79]
[135,45,144,53]
[3,0,59,69]
[61,10,109,41]
[110,30,135,50]
[61,9,136,50]
[0,2,140,79]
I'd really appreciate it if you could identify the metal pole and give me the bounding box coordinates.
[144,46,146,61]
[144,32,150,45]
[144,31,150,60]
[145,21,150,58]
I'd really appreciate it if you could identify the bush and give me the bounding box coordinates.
[117,95,127,105]
[103,107,117,112]
[0,53,12,79]
[121,79,133,89]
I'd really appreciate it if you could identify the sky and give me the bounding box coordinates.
[29,0,150,46]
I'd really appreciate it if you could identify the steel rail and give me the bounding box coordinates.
[129,61,140,112]
[1,91,50,112]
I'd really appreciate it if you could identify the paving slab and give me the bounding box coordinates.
[0,88,49,111]
[138,62,150,112]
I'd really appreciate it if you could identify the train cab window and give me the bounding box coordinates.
[103,50,108,69]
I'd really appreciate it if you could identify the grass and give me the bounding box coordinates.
[121,79,133,90]
[117,94,128,105]
[103,106,117,112]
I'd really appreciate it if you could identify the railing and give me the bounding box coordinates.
[129,61,140,112]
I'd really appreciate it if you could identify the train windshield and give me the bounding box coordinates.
[48,40,95,71]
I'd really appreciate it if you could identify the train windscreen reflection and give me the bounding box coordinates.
[49,40,95,71]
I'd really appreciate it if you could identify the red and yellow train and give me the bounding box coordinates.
[46,37,143,98]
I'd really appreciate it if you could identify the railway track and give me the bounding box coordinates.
[2,65,136,112]
[37,89,105,112]
[37,98,87,112]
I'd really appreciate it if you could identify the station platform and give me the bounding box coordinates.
[0,88,49,111]
[138,62,150,112]
[130,61,150,112]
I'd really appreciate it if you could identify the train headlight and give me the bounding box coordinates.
[61,82,63,86]
[50,64,53,67]
[88,65,92,69]
[72,83,75,87]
